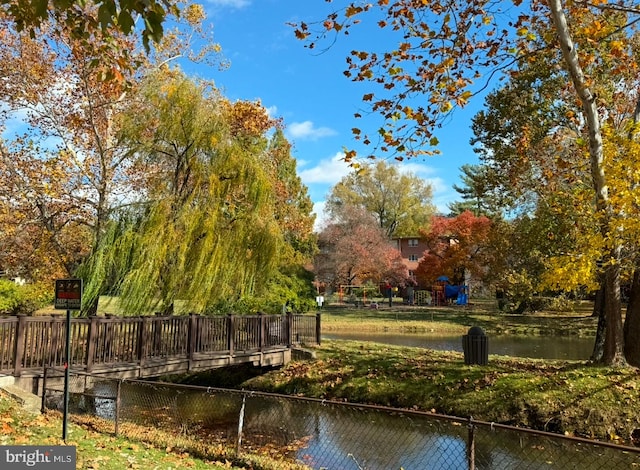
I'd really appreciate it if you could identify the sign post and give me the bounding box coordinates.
[54,279,82,442]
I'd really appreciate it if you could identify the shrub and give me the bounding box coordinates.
[546,294,575,312]
[0,280,53,315]
[0,280,19,314]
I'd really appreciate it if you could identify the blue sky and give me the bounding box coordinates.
[190,0,486,228]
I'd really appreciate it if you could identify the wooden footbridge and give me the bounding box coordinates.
[0,313,320,379]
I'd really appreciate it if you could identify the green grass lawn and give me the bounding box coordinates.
[243,339,640,445]
[0,392,309,469]
[319,299,599,337]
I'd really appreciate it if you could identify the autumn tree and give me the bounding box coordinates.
[469,36,602,294]
[254,129,317,312]
[314,205,407,290]
[415,211,491,287]
[326,160,435,238]
[0,139,92,281]
[77,70,290,315]
[0,14,139,282]
[1,0,178,52]
[295,0,640,365]
[0,4,221,287]
[469,6,640,360]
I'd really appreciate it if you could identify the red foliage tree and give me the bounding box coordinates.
[415,211,492,287]
[314,205,407,290]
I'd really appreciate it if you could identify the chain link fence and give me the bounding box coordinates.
[42,369,640,470]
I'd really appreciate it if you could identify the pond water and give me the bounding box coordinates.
[68,380,638,470]
[322,332,595,360]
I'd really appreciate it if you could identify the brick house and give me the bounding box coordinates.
[390,236,427,286]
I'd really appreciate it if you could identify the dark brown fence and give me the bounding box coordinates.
[0,312,321,377]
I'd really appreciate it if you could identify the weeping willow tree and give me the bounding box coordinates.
[257,129,318,312]
[79,68,284,315]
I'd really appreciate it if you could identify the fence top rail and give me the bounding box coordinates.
[1,312,316,320]
[53,371,638,456]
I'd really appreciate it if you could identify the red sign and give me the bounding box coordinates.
[55,279,83,310]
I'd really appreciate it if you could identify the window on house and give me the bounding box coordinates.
[408,239,419,247]
[408,254,419,261]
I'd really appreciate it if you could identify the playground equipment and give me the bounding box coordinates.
[338,285,378,306]
[414,290,432,306]
[432,276,468,306]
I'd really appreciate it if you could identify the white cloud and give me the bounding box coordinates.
[399,161,438,179]
[431,178,456,214]
[287,120,337,141]
[298,151,352,185]
[265,105,278,118]
[312,201,329,232]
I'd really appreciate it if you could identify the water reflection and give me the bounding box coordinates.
[323,332,594,360]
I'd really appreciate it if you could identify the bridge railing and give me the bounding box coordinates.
[0,312,320,376]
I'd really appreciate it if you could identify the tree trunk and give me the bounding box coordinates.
[548,0,625,366]
[624,269,640,366]
[590,284,605,362]
[601,263,624,365]
[84,296,100,317]
[592,283,604,318]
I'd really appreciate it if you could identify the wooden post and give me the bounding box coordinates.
[258,312,265,350]
[13,315,27,377]
[227,314,235,355]
[50,315,60,368]
[152,314,163,356]
[138,316,149,368]
[86,315,99,372]
[287,312,293,348]
[316,313,322,346]
[187,313,198,370]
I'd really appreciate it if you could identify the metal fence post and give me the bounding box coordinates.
[468,416,476,470]
[115,379,122,436]
[236,393,246,455]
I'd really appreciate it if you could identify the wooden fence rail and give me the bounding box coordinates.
[0,312,320,377]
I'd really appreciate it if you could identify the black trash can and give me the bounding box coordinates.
[462,326,488,365]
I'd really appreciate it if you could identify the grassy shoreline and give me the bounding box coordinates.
[318,302,599,337]
[242,340,640,446]
[236,303,640,446]
[0,392,310,469]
